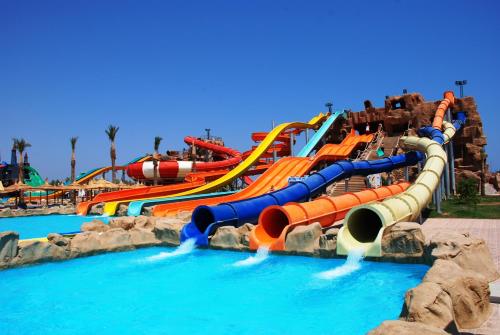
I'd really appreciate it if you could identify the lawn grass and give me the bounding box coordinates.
[428,196,500,219]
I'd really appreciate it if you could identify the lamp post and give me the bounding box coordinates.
[325,102,333,113]
[205,128,211,140]
[455,80,467,98]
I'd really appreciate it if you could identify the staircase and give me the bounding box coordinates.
[327,175,367,196]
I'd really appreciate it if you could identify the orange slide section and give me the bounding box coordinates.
[152,131,373,217]
[249,182,410,251]
[432,91,455,130]
[76,164,271,215]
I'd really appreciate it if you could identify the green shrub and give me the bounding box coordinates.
[457,178,480,208]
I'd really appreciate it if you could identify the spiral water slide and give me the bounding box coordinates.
[127,137,243,181]
[337,92,466,257]
[101,112,330,216]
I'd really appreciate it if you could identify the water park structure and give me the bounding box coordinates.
[1,89,499,335]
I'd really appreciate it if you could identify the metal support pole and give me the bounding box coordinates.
[305,129,309,144]
[440,174,446,200]
[436,186,442,214]
[272,120,277,163]
[404,166,409,181]
[290,132,294,157]
[444,144,450,198]
[344,178,349,193]
[446,109,456,195]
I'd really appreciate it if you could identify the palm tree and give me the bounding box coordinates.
[105,125,119,182]
[70,137,78,182]
[153,136,163,185]
[12,138,31,183]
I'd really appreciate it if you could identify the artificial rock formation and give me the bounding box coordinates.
[284,222,321,255]
[425,231,499,282]
[423,259,491,329]
[315,227,338,258]
[368,320,448,335]
[0,231,19,263]
[81,219,110,232]
[399,281,456,331]
[381,222,425,262]
[348,92,492,189]
[210,223,254,251]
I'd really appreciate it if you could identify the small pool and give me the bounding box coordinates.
[0,247,427,334]
[0,214,108,239]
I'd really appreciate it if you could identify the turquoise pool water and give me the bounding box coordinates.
[0,214,108,239]
[0,246,427,334]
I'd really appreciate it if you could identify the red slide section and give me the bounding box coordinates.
[127,136,243,181]
[249,182,410,251]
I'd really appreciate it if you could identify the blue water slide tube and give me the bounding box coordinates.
[126,191,237,216]
[181,151,425,246]
[126,112,343,216]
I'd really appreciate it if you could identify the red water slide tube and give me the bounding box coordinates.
[127,136,243,181]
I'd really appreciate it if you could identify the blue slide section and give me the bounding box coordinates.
[296,110,344,157]
[126,112,342,216]
[181,151,425,246]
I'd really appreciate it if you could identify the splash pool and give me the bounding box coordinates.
[0,246,427,335]
[0,214,107,239]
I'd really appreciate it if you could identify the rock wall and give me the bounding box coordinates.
[347,92,494,187]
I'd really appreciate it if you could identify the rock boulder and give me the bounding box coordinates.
[315,227,338,258]
[153,218,186,246]
[285,222,321,255]
[425,231,499,282]
[423,259,491,329]
[47,233,70,247]
[14,240,69,265]
[382,222,425,261]
[399,282,456,331]
[109,217,135,230]
[368,320,448,335]
[0,231,19,263]
[81,219,109,232]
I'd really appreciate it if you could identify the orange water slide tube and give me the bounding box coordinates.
[432,91,455,130]
[249,182,410,251]
[151,131,373,217]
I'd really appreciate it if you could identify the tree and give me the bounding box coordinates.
[153,136,163,186]
[12,138,31,183]
[105,125,119,182]
[457,178,480,209]
[70,137,78,182]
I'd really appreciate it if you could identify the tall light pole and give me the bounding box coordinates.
[205,128,211,140]
[455,80,467,97]
[325,101,333,113]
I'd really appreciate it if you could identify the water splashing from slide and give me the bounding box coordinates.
[146,238,196,262]
[233,246,269,267]
[315,248,365,280]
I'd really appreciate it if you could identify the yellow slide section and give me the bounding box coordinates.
[103,113,329,215]
[337,121,457,257]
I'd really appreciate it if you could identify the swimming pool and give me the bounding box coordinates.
[0,246,427,335]
[0,214,108,239]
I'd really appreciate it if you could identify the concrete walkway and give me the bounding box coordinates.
[421,218,500,335]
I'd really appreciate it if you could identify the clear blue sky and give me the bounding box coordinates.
[1,0,499,180]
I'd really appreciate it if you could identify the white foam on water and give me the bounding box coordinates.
[145,238,196,262]
[233,246,269,267]
[315,248,365,280]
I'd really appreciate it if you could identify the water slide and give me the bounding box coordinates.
[250,182,410,251]
[337,93,466,257]
[101,112,330,216]
[151,129,371,218]
[180,146,424,246]
[127,137,243,181]
[76,163,270,215]
[24,166,45,187]
[128,110,344,216]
